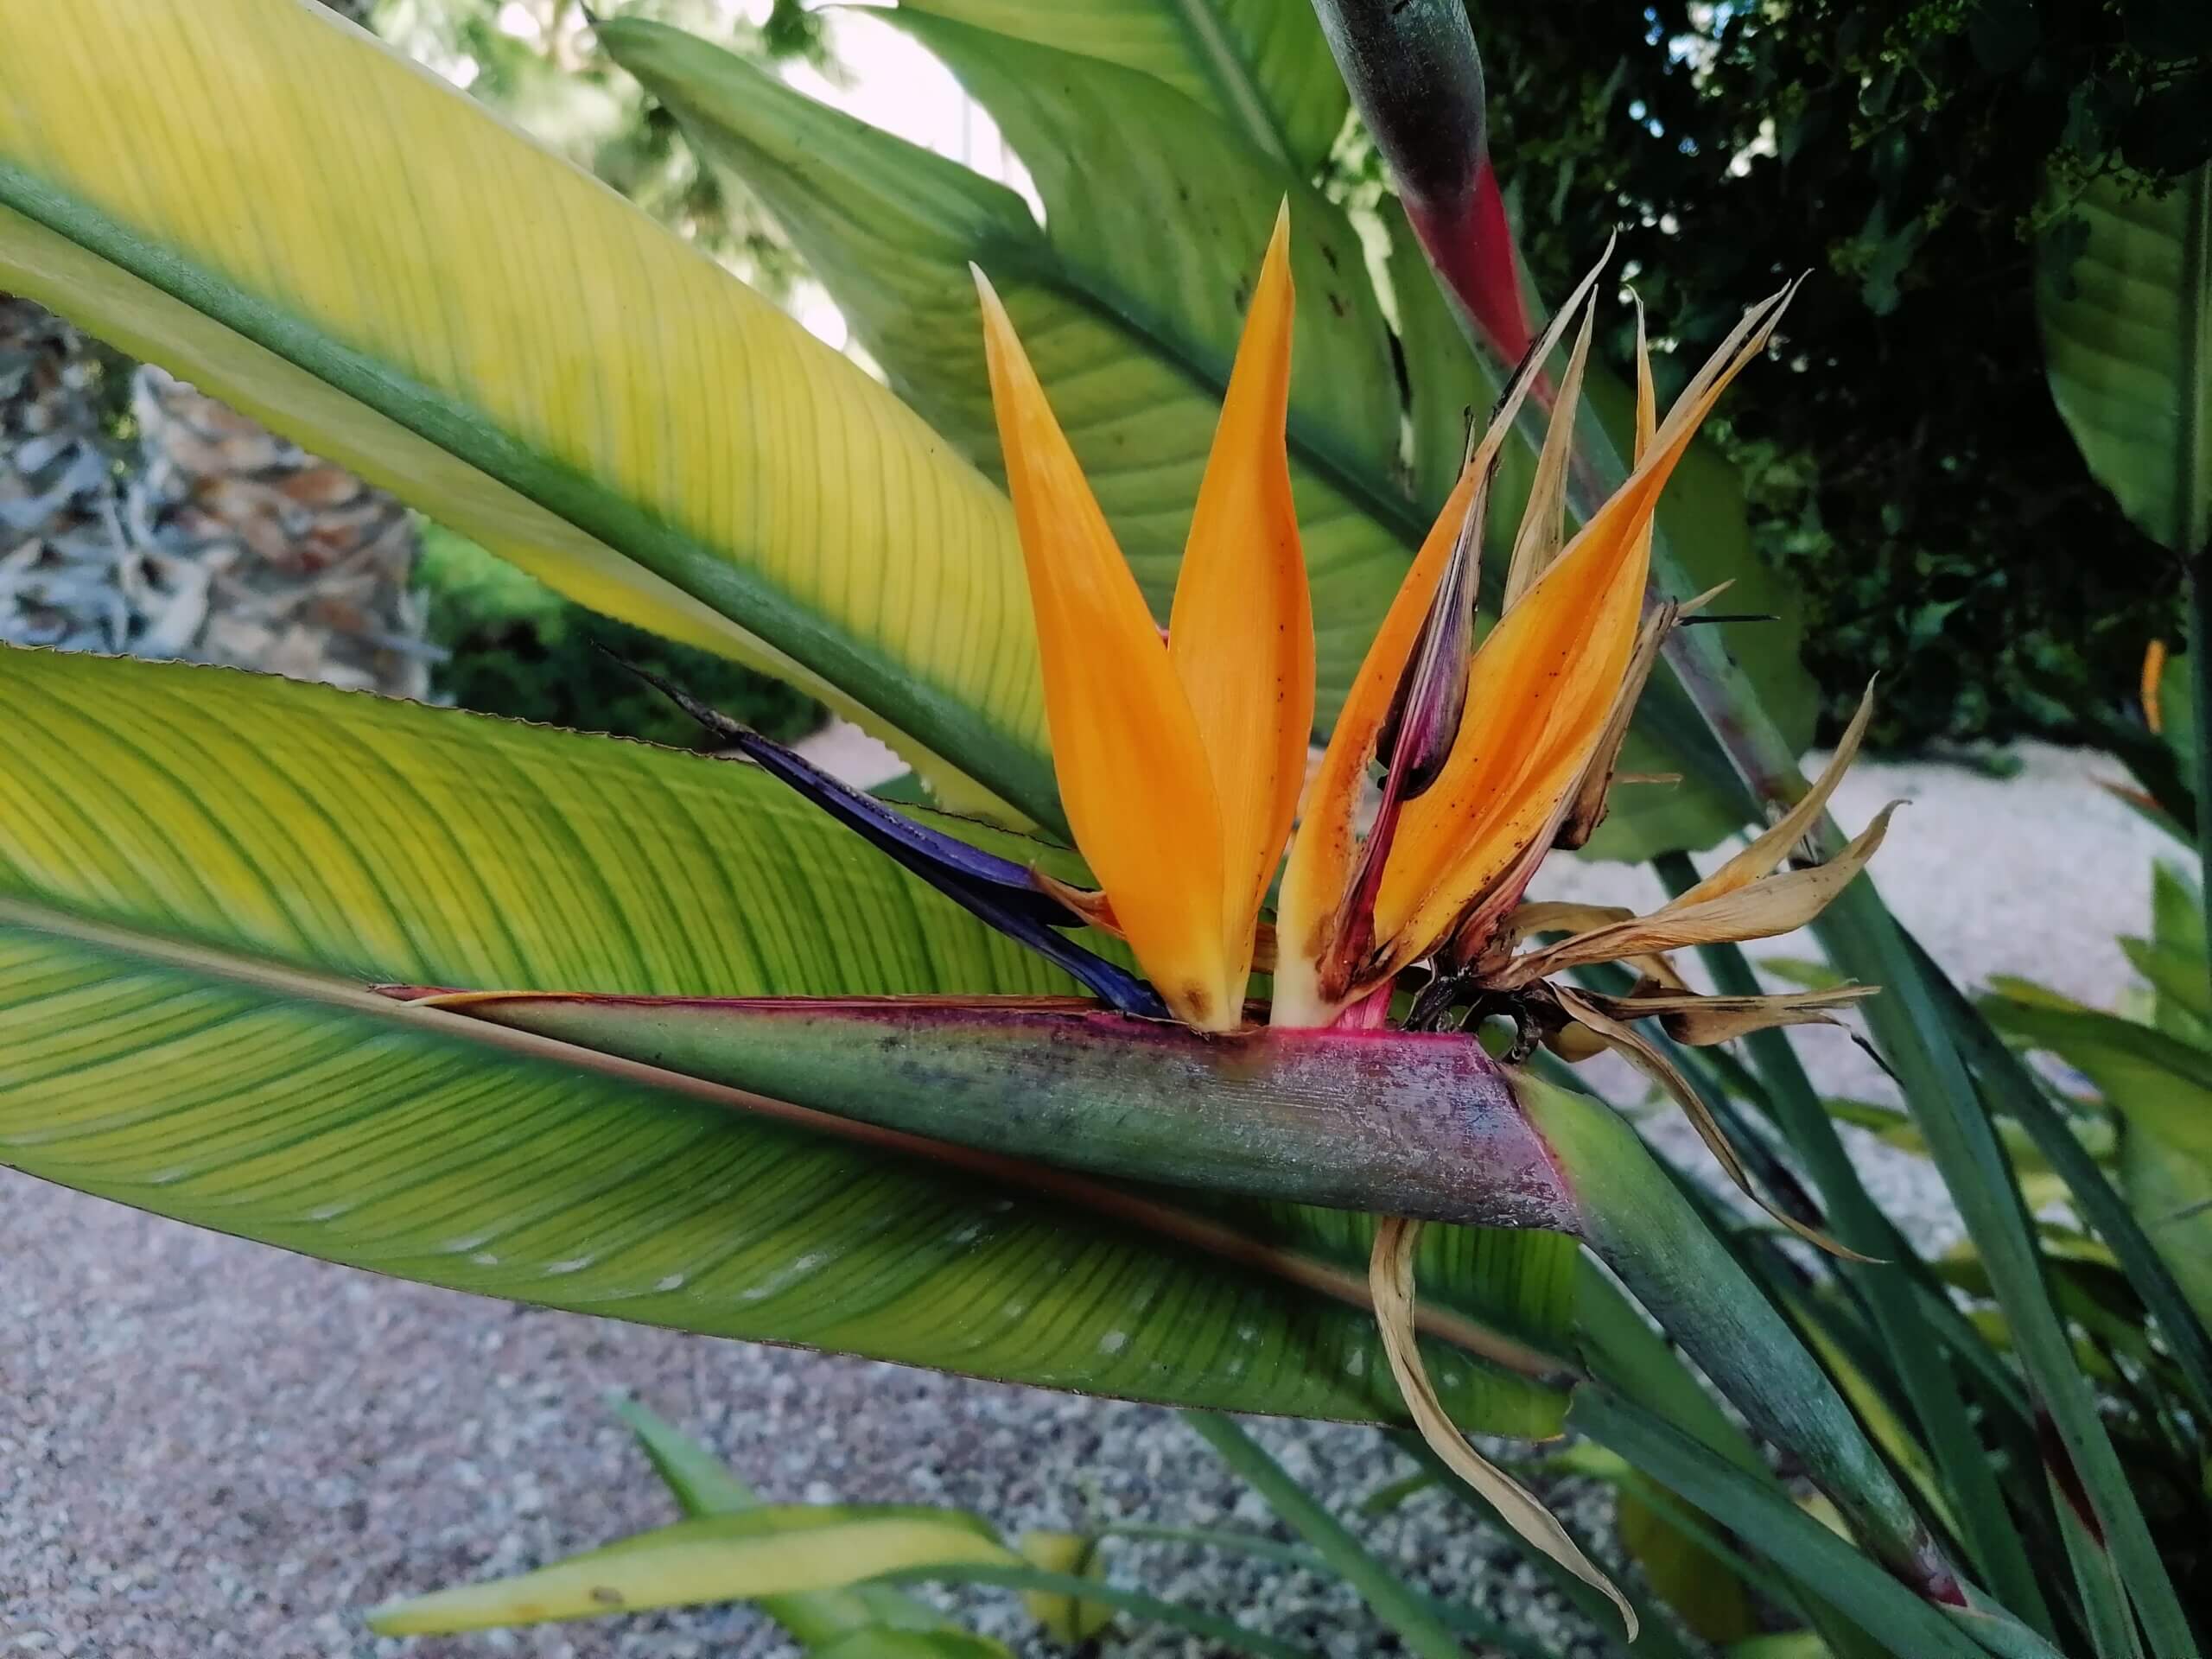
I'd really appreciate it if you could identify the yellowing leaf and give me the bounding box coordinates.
[1016,1531,1116,1643]
[368,1509,1018,1636]
[0,0,1052,817]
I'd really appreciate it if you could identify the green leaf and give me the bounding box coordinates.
[1552,1448,1761,1644]
[1182,1414,1468,1659]
[893,0,1347,171]
[1516,1072,1949,1602]
[2147,862,2212,1045]
[610,1397,763,1519]
[1354,1471,1438,1517]
[2122,936,2212,1032]
[0,647,1569,1436]
[2040,163,2212,555]
[607,1396,967,1648]
[2121,1122,2212,1329]
[2153,860,2207,961]
[1827,904,2196,1656]
[368,1506,1017,1636]
[607,15,1812,857]
[1923,934,2212,1424]
[1647,856,2036,1627]
[604,14,1411,731]
[811,1632,1011,1659]
[0,0,1057,820]
[1568,1392,2003,1659]
[1980,995,2212,1163]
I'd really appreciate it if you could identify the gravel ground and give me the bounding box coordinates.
[0,739,2180,1657]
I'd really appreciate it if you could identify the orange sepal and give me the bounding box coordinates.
[1270,252,1618,1027]
[1169,203,1314,997]
[974,267,1234,1029]
[1370,286,1797,976]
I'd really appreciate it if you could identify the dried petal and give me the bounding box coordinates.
[1553,599,1676,852]
[1500,297,1597,613]
[1667,680,1876,910]
[1549,987,1872,1261]
[1576,983,1879,1046]
[1369,1217,1636,1634]
[1498,802,1899,988]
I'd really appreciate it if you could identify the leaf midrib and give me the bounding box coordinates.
[1166,0,1293,168]
[0,161,1065,830]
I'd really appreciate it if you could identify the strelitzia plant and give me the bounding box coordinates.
[378,215,1910,1624]
[0,3,2147,1656]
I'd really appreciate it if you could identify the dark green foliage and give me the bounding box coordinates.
[1462,0,2209,747]
[416,525,819,747]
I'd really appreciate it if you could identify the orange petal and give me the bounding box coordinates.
[1271,253,1614,1026]
[1500,297,1596,613]
[1169,203,1313,999]
[974,267,1234,1030]
[1631,294,1656,464]
[1268,463,1479,1026]
[1372,286,1796,972]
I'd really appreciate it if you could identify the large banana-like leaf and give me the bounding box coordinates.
[603,15,1414,726]
[0,647,1569,1435]
[838,13,1815,780]
[897,0,1347,172]
[0,0,1054,821]
[606,16,1815,855]
[2041,162,2211,555]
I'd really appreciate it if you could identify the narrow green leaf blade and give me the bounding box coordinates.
[1980,995,2212,1161]
[367,1508,1015,1636]
[1182,1414,1468,1659]
[609,1397,762,1517]
[1569,1392,2000,1659]
[1921,937,2212,1421]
